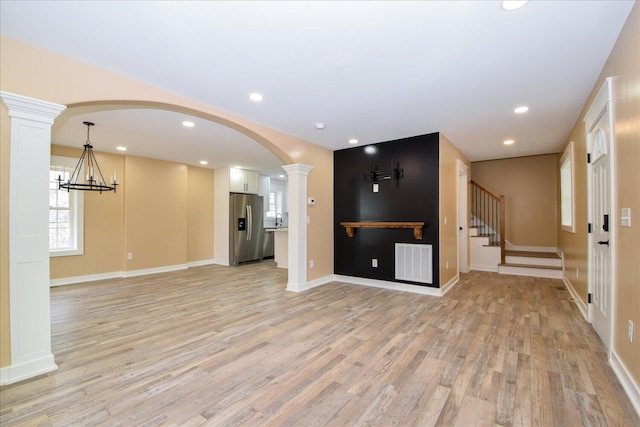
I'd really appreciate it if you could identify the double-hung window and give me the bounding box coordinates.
[49,155,84,257]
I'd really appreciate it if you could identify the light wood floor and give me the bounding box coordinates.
[1,262,637,426]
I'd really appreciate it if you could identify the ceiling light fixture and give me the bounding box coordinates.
[116,146,127,151]
[182,120,195,127]
[348,139,358,145]
[249,93,264,102]
[57,122,118,193]
[501,0,530,11]
[514,106,529,114]
[504,139,515,145]
[315,122,325,130]
[199,160,208,165]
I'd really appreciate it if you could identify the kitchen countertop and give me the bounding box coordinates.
[264,227,288,231]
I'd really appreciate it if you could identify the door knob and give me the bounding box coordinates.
[597,240,609,246]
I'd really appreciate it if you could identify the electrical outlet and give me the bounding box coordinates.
[373,183,379,193]
[629,320,635,343]
[127,253,133,260]
[309,259,314,268]
[446,261,449,270]
[372,259,378,268]
[444,216,448,225]
[576,267,579,279]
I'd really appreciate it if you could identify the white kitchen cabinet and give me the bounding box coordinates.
[258,175,270,211]
[229,168,259,194]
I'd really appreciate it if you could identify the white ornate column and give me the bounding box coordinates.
[0,91,66,385]
[282,163,313,292]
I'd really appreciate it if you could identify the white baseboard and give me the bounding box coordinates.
[51,262,201,286]
[50,271,124,287]
[505,241,557,253]
[333,275,443,297]
[562,276,587,320]
[0,354,58,386]
[123,264,189,278]
[187,259,216,268]
[287,275,334,292]
[470,264,499,273]
[440,274,459,296]
[611,350,640,418]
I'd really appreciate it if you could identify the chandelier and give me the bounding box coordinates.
[57,121,118,193]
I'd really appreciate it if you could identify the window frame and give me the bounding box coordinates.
[560,141,575,233]
[50,155,85,257]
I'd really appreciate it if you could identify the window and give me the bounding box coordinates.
[266,191,282,218]
[50,156,84,256]
[560,141,575,233]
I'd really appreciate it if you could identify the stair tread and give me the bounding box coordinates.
[499,262,562,270]
[505,250,560,259]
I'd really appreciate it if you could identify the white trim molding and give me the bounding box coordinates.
[50,271,125,287]
[123,264,189,278]
[187,259,216,268]
[562,277,588,320]
[1,91,66,385]
[282,163,313,292]
[333,275,445,297]
[610,350,640,418]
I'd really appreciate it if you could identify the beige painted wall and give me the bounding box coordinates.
[1,37,334,367]
[187,166,215,263]
[559,3,640,385]
[50,145,125,278]
[124,156,188,270]
[472,154,559,248]
[439,134,470,287]
[49,149,215,279]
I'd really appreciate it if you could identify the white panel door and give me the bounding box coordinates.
[588,111,612,349]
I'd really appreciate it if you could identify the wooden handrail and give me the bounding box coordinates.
[339,221,424,240]
[470,180,500,201]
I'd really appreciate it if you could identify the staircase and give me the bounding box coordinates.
[469,181,562,279]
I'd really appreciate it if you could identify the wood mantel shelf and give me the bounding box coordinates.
[339,222,425,240]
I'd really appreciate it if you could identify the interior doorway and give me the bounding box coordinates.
[585,78,616,351]
[457,159,469,274]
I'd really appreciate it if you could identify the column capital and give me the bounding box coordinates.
[282,163,313,177]
[0,91,66,124]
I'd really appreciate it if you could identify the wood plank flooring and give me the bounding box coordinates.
[1,263,637,426]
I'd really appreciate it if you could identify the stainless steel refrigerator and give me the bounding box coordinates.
[229,193,264,265]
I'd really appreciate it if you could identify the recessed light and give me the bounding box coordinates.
[504,139,515,145]
[199,160,208,165]
[348,139,358,145]
[249,93,264,102]
[315,123,325,130]
[278,174,285,178]
[182,121,195,127]
[501,1,530,11]
[116,146,127,151]
[364,146,377,154]
[514,106,529,114]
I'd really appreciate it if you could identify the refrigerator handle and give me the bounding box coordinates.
[246,205,252,240]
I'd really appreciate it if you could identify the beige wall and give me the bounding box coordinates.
[187,166,215,263]
[1,37,334,367]
[124,156,188,270]
[559,3,640,385]
[49,149,215,279]
[439,134,470,287]
[472,154,559,248]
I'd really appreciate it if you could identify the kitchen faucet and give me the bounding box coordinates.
[276,212,282,227]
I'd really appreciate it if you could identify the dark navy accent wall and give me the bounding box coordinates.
[334,133,440,287]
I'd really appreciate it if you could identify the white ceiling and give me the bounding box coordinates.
[1,1,635,170]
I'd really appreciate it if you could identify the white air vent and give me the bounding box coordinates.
[395,243,432,284]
